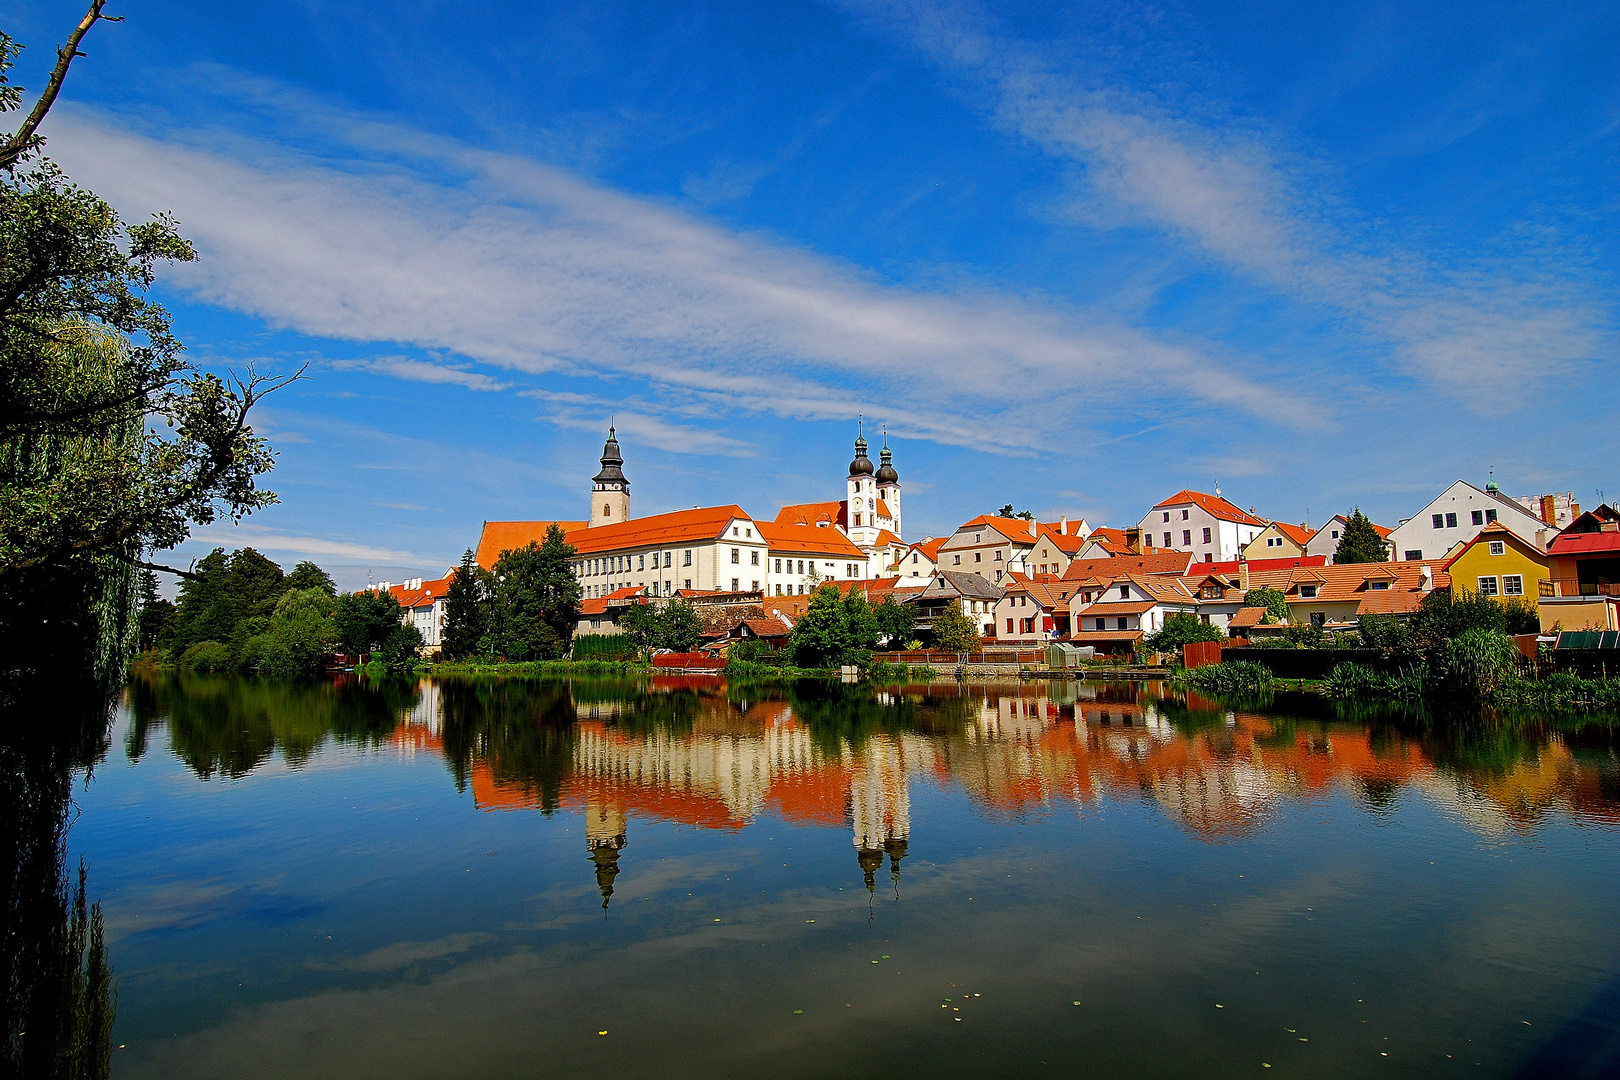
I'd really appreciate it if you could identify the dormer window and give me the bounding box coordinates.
[1299,584,1318,598]
[1369,581,1389,591]
[1118,585,1129,599]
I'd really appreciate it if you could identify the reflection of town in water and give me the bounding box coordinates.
[353,676,1620,905]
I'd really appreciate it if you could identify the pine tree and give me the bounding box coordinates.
[1334,509,1388,564]
[283,560,336,595]
[441,549,488,660]
[135,569,174,653]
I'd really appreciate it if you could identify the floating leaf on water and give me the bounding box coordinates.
[1215,1004,1224,1009]
[793,1010,803,1015]
[1072,1001,1081,1006]
[598,1031,608,1036]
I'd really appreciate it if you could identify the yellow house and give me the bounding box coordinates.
[1243,521,1313,560]
[1440,522,1547,604]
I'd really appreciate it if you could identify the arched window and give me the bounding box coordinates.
[603,504,611,518]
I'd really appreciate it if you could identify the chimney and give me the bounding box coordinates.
[1541,494,1556,526]
[1572,501,1583,521]
[1536,528,1548,551]
[1238,557,1250,592]
[1125,527,1143,554]
[1030,518,1038,538]
[1060,516,1068,535]
[1420,564,1434,592]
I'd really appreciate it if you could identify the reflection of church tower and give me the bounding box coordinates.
[846,420,877,549]
[850,740,911,895]
[884,836,908,896]
[875,430,901,540]
[585,799,627,909]
[590,426,630,527]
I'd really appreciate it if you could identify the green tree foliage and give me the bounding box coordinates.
[659,598,702,653]
[843,589,880,651]
[441,549,491,660]
[617,602,661,652]
[491,525,581,661]
[1357,613,1413,653]
[873,595,914,647]
[1242,587,1289,623]
[1145,612,1224,652]
[282,560,335,596]
[1442,627,1520,696]
[1333,509,1388,564]
[168,547,285,657]
[380,624,424,673]
[787,583,851,668]
[237,588,336,677]
[332,589,403,660]
[0,14,292,697]
[995,503,1035,521]
[1501,596,1541,636]
[136,568,174,653]
[179,640,230,673]
[930,600,983,652]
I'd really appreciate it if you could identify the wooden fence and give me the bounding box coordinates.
[651,652,725,669]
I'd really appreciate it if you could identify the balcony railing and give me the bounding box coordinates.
[1539,578,1620,598]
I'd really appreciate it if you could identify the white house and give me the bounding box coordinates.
[1383,480,1550,564]
[1303,514,1391,561]
[1137,490,1268,565]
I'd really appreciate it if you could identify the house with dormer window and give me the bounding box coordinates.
[1137,490,1268,564]
[1383,479,1549,564]
[1066,574,1201,652]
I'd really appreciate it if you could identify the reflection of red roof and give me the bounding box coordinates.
[1152,490,1268,527]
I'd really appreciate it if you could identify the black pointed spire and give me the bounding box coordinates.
[849,417,874,477]
[593,424,628,488]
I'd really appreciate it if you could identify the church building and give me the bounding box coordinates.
[474,424,902,599]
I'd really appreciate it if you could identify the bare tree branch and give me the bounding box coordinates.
[0,0,121,172]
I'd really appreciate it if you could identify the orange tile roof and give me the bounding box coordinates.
[1244,561,1450,617]
[775,501,844,528]
[908,537,947,562]
[381,571,456,610]
[1441,521,1548,570]
[1034,522,1088,554]
[568,505,754,556]
[1000,579,1073,609]
[475,520,586,569]
[1271,521,1313,547]
[1228,607,1267,629]
[956,514,1042,542]
[756,520,867,558]
[1152,490,1268,527]
[872,529,903,549]
[1086,527,1129,546]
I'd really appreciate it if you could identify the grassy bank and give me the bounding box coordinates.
[427,658,652,677]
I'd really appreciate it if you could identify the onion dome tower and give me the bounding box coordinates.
[847,418,879,546]
[875,429,901,540]
[590,424,630,527]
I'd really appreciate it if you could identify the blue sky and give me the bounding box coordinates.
[10,0,1618,589]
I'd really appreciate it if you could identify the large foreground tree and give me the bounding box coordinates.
[0,6,293,695]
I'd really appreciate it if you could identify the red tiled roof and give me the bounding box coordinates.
[568,505,754,556]
[1548,530,1620,556]
[756,520,867,558]
[1228,607,1267,629]
[908,537,947,562]
[955,514,1042,542]
[381,571,456,610]
[1202,554,1327,575]
[872,529,903,549]
[1244,561,1450,617]
[1152,490,1268,527]
[743,617,793,639]
[1061,552,1195,581]
[1033,522,1088,554]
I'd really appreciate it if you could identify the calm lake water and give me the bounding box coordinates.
[61,674,1620,1078]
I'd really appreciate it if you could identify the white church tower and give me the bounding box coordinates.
[845,423,879,549]
[875,430,901,540]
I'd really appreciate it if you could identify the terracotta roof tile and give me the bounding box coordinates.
[1061,552,1195,581]
[1152,489,1268,527]
[756,520,866,558]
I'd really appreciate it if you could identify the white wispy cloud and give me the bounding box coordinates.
[333,356,512,392]
[41,92,1318,456]
[187,524,420,564]
[849,0,1611,409]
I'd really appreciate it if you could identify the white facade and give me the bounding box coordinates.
[574,516,769,597]
[1384,480,1549,563]
[1136,492,1266,564]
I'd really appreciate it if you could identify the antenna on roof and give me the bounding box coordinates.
[1214,480,1222,497]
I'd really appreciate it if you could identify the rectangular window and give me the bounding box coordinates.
[776,586,783,596]
[638,555,645,570]
[1021,619,1033,634]
[750,551,759,566]
[1202,527,1212,544]
[1432,514,1444,529]
[1503,575,1524,596]
[1488,541,1505,556]
[1471,510,1484,526]
[854,513,862,526]
[1006,618,1014,634]
[798,560,805,574]
[774,559,782,572]
[798,584,805,594]
[684,550,692,566]
[994,550,1003,561]
[1445,513,1457,528]
[1119,585,1129,599]
[1163,532,1172,547]
[974,552,982,562]
[1095,618,1105,630]
[752,580,759,591]
[1486,509,1497,523]
[1116,617,1128,630]
[684,579,691,590]
[1182,531,1192,546]
[1299,585,1318,598]
[953,554,961,565]
[1478,576,1499,596]
[1370,581,1389,591]
[664,552,672,568]
[1310,612,1326,628]
[732,527,738,537]
[731,578,739,591]
[1163,512,1170,522]
[1404,549,1423,561]
[731,549,740,564]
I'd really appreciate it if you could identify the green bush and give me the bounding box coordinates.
[380,624,424,673]
[1242,588,1289,623]
[179,640,231,673]
[1173,660,1275,697]
[727,639,780,665]
[1321,661,1427,701]
[1443,627,1520,696]
[1145,612,1224,652]
[572,633,639,661]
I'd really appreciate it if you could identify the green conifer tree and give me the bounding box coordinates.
[1333,509,1389,564]
[441,549,488,660]
[843,588,880,651]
